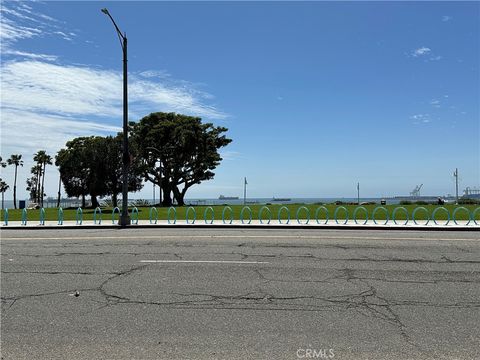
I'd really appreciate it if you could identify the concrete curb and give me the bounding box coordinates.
[1,221,478,231]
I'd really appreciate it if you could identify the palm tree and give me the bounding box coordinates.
[0,178,9,210]
[7,154,23,209]
[34,150,52,207]
[0,156,6,168]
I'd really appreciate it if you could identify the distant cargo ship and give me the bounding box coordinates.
[219,195,239,200]
[272,197,291,202]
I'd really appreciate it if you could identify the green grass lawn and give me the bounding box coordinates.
[2,203,479,223]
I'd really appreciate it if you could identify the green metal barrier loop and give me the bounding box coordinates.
[58,207,64,225]
[112,207,120,224]
[473,207,480,226]
[21,208,27,225]
[131,207,139,225]
[372,206,389,225]
[167,207,177,224]
[452,206,471,226]
[392,207,409,225]
[186,207,196,224]
[222,206,233,224]
[278,206,290,224]
[353,206,368,225]
[296,206,310,224]
[76,207,83,225]
[431,207,450,226]
[334,206,348,225]
[93,207,102,224]
[204,207,214,224]
[3,208,8,226]
[412,207,429,225]
[240,206,252,224]
[315,206,329,224]
[39,208,45,225]
[259,206,272,224]
[149,207,158,224]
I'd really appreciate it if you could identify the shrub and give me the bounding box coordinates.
[459,198,480,205]
[131,199,151,206]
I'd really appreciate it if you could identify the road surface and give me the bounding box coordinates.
[1,228,479,359]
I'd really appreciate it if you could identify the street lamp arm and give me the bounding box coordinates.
[101,8,125,50]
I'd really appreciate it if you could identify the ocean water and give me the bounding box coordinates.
[181,197,403,206]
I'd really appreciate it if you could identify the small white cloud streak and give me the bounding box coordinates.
[410,114,431,124]
[2,49,58,61]
[0,17,41,43]
[412,47,431,57]
[442,16,452,22]
[220,151,241,161]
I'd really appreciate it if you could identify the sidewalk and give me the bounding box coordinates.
[1,219,478,230]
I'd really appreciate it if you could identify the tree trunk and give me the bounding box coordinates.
[56,174,61,208]
[41,163,46,207]
[112,193,118,208]
[13,165,18,209]
[1,192,4,210]
[172,186,185,207]
[91,195,99,209]
[161,185,172,207]
[82,194,86,209]
[35,169,41,203]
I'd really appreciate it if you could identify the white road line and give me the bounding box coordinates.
[139,260,269,264]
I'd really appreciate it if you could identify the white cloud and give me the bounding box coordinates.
[1,60,227,120]
[430,99,441,107]
[410,47,442,62]
[139,70,171,79]
[410,114,431,124]
[2,49,58,61]
[412,47,431,57]
[0,109,121,158]
[0,17,42,44]
[442,16,452,22]
[0,1,74,54]
[220,151,241,161]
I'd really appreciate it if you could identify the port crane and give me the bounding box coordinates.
[410,184,423,197]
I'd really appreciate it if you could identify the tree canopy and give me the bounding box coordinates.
[56,135,143,208]
[131,112,232,206]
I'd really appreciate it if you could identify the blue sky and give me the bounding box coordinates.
[1,1,479,201]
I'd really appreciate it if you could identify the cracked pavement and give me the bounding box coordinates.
[1,228,479,359]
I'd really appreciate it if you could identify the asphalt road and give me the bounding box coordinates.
[1,228,479,360]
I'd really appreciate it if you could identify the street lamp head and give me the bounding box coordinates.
[101,8,109,15]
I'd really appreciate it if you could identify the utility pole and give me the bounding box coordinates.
[357,182,360,205]
[244,177,247,205]
[453,168,459,204]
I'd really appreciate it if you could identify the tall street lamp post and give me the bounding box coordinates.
[101,8,130,226]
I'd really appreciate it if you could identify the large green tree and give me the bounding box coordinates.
[7,154,23,209]
[131,112,232,206]
[56,135,143,208]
